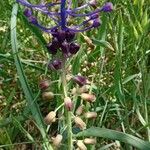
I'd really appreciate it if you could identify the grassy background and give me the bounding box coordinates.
[0,0,150,149]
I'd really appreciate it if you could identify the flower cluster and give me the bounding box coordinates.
[47,29,77,54]
[17,0,113,33]
[47,28,80,70]
[18,0,113,71]
[17,0,113,149]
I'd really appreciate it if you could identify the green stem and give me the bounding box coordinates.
[67,111,72,150]
[61,56,73,150]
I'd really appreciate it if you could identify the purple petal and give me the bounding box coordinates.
[101,2,113,12]
[17,0,60,8]
[69,43,80,54]
[23,8,32,17]
[92,18,101,28]
[46,43,58,55]
[67,2,113,17]
[61,41,70,54]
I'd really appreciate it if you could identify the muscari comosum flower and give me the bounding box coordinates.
[17,0,113,65]
[17,0,113,32]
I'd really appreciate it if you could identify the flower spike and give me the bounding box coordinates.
[17,0,113,33]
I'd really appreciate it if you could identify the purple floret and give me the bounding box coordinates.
[73,75,87,86]
[101,2,113,12]
[17,0,113,33]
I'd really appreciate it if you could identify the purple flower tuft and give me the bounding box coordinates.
[17,0,113,33]
[101,2,113,12]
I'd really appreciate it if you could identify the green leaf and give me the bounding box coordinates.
[92,39,114,51]
[10,3,53,150]
[122,74,139,84]
[75,127,150,150]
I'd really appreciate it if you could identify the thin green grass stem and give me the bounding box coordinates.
[61,56,73,150]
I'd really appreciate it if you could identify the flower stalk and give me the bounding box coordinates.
[61,0,66,30]
[16,0,113,149]
[61,56,73,150]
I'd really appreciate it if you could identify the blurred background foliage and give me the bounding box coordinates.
[0,0,150,149]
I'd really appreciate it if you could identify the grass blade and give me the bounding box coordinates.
[10,3,53,150]
[75,127,150,150]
